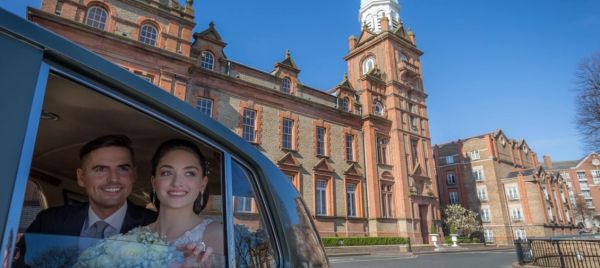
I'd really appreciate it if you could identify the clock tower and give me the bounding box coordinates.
[346,0,440,243]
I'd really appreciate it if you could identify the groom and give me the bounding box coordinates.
[14,135,157,266]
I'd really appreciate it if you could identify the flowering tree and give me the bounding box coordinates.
[443,204,483,237]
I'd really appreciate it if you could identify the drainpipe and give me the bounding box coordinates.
[361,130,370,235]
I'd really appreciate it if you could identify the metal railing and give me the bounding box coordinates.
[515,237,600,267]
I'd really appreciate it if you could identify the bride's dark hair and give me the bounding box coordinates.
[150,139,209,214]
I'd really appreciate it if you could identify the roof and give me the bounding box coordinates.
[548,160,581,170]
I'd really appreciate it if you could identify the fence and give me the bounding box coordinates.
[515,238,600,267]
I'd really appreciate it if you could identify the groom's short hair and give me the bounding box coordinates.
[79,134,135,164]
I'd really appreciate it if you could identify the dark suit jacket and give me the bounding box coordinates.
[25,201,157,235]
[14,201,156,267]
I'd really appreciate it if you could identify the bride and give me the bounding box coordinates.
[148,139,224,267]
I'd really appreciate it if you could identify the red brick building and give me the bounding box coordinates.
[26,0,440,242]
[544,153,600,228]
[434,130,577,245]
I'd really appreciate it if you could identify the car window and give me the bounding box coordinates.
[231,161,277,267]
[11,72,230,267]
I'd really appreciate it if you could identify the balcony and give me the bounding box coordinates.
[399,62,420,77]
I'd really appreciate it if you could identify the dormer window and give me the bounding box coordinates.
[200,51,215,70]
[362,57,375,75]
[281,78,291,94]
[523,146,529,154]
[500,136,506,146]
[373,101,384,116]
[139,24,158,47]
[85,6,108,30]
[341,98,350,112]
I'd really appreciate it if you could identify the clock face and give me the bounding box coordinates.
[593,159,600,166]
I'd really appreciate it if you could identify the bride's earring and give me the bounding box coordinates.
[151,189,156,206]
[199,191,204,207]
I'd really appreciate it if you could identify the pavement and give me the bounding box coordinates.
[329,251,516,268]
[326,243,514,257]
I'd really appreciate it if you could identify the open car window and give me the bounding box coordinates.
[8,70,258,267]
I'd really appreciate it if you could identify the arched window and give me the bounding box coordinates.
[341,97,350,112]
[85,6,108,30]
[139,24,158,47]
[373,100,384,116]
[282,78,291,94]
[200,51,215,70]
[362,57,375,75]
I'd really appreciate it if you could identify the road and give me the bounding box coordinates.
[330,250,515,268]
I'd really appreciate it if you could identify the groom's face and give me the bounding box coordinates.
[77,146,135,214]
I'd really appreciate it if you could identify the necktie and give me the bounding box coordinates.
[89,220,109,239]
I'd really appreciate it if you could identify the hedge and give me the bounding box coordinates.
[321,237,408,247]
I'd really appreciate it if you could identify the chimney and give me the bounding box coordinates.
[543,155,553,169]
[348,35,357,50]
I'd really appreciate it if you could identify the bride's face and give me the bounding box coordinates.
[152,149,207,211]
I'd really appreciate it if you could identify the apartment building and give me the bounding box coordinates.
[434,130,576,245]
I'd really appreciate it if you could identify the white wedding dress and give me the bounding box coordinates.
[170,218,213,248]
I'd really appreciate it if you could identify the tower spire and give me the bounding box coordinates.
[359,0,401,33]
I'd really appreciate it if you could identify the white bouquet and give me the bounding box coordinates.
[74,227,183,268]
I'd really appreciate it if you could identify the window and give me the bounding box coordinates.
[449,191,459,204]
[446,172,456,185]
[85,6,108,30]
[235,196,253,213]
[341,97,350,112]
[316,179,328,216]
[586,200,594,208]
[346,183,357,217]
[345,134,354,161]
[316,127,326,156]
[373,101,384,116]
[547,206,554,221]
[200,51,215,70]
[577,171,586,181]
[362,56,375,74]
[282,118,293,150]
[232,161,277,267]
[480,208,491,222]
[381,184,393,218]
[523,146,529,154]
[446,155,454,164]
[543,187,549,200]
[409,115,418,130]
[472,166,485,181]
[196,97,213,117]
[376,135,389,164]
[54,1,63,15]
[134,73,153,83]
[470,150,480,160]
[242,108,256,142]
[410,139,419,167]
[507,186,519,200]
[515,229,527,241]
[139,24,158,46]
[511,207,523,221]
[281,78,291,94]
[592,170,600,184]
[477,187,488,201]
[484,229,494,243]
[561,172,570,180]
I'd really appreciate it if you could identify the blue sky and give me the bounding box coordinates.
[3,0,599,161]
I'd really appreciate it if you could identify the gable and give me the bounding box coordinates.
[344,163,362,177]
[313,158,334,173]
[277,152,300,168]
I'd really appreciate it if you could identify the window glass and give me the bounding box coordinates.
[316,127,326,156]
[446,173,456,185]
[231,161,277,267]
[346,183,357,217]
[376,136,388,164]
[242,109,256,142]
[341,98,349,112]
[201,51,215,70]
[139,24,158,46]
[282,118,293,150]
[196,97,213,117]
[345,134,354,161]
[281,78,291,94]
[373,101,384,116]
[381,184,393,218]
[315,179,327,216]
[449,191,459,204]
[85,6,108,30]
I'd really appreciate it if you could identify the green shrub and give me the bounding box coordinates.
[321,237,408,247]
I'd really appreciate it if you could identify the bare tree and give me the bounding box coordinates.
[573,196,595,228]
[575,53,600,151]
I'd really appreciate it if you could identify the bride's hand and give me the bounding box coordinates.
[177,242,214,268]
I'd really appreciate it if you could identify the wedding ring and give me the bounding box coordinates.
[198,241,207,252]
